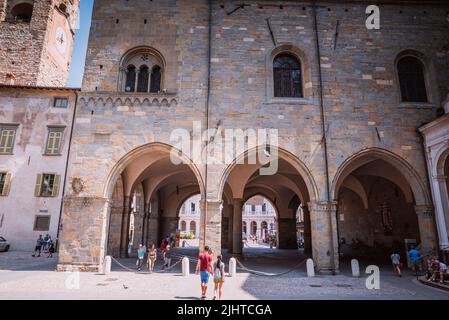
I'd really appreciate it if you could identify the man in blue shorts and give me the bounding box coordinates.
[196,245,213,299]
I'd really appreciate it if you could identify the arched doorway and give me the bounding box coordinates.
[105,143,204,258]
[242,195,277,250]
[219,146,317,262]
[332,148,436,264]
[178,194,201,248]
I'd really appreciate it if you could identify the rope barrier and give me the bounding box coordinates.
[110,256,183,274]
[235,257,307,277]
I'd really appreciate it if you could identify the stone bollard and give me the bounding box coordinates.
[182,257,190,276]
[104,256,112,275]
[351,259,360,277]
[229,258,237,277]
[307,258,315,277]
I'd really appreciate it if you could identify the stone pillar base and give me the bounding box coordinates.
[309,201,339,274]
[56,263,100,273]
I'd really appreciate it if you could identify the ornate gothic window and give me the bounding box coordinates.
[273,53,302,98]
[120,47,164,93]
[397,56,427,103]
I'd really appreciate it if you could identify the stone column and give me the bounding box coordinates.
[57,196,110,272]
[232,199,243,254]
[119,196,132,258]
[278,217,298,249]
[303,205,312,254]
[227,204,234,251]
[415,205,439,257]
[204,200,223,255]
[431,176,449,249]
[309,201,339,274]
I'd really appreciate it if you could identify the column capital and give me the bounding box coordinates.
[308,201,338,213]
[414,205,434,218]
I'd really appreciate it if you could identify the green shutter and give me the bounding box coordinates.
[2,173,11,196]
[35,174,43,197]
[51,174,61,197]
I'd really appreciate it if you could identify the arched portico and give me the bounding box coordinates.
[331,148,438,261]
[57,142,205,271]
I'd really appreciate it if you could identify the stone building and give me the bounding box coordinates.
[0,85,78,251]
[0,0,444,274]
[0,0,79,250]
[0,0,79,87]
[178,195,277,243]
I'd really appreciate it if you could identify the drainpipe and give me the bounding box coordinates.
[56,89,79,248]
[201,0,213,251]
[311,2,337,274]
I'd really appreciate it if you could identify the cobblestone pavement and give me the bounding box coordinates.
[0,250,448,300]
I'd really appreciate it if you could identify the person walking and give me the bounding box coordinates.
[46,239,55,258]
[195,246,213,300]
[136,244,145,271]
[147,244,157,273]
[212,255,225,300]
[32,235,44,257]
[390,251,402,277]
[408,246,422,275]
[163,243,172,270]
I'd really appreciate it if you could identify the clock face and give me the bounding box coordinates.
[55,27,67,55]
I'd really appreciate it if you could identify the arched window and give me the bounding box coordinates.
[137,65,149,92]
[242,221,247,234]
[120,47,164,93]
[125,65,136,92]
[273,53,302,98]
[397,56,427,103]
[251,221,257,236]
[190,221,196,235]
[11,2,34,22]
[180,220,186,232]
[150,66,162,93]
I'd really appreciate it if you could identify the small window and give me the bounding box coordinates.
[35,174,61,197]
[0,172,12,196]
[397,56,428,103]
[125,65,136,92]
[11,3,34,22]
[45,128,64,155]
[53,98,68,108]
[273,53,303,98]
[150,66,162,93]
[191,203,196,212]
[137,65,150,92]
[0,126,17,154]
[34,216,51,231]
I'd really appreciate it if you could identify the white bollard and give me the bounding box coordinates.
[229,258,237,277]
[307,258,315,277]
[104,256,112,275]
[351,259,360,277]
[182,257,189,276]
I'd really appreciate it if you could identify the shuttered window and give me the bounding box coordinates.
[35,174,60,197]
[45,128,64,155]
[0,127,17,154]
[34,216,51,231]
[0,172,12,196]
[53,98,68,108]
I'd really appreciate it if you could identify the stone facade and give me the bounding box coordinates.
[0,0,444,273]
[0,85,78,250]
[0,0,79,86]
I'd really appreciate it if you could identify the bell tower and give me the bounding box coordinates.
[0,0,80,86]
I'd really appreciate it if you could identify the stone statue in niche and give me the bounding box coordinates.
[380,202,393,235]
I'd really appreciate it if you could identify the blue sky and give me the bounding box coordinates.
[68,0,94,88]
